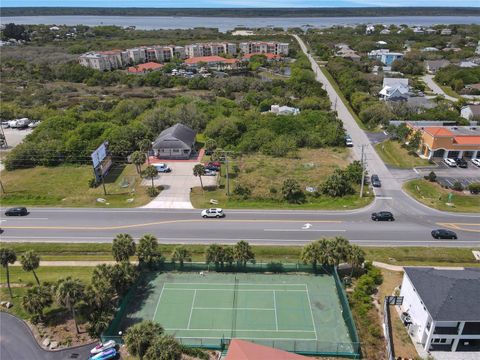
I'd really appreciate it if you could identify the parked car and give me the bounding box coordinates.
[89,348,117,360]
[204,169,217,176]
[90,340,116,355]
[455,158,468,168]
[345,135,353,147]
[431,229,457,240]
[1,121,9,128]
[371,211,395,221]
[201,208,225,218]
[154,163,171,173]
[471,158,480,167]
[204,162,220,171]
[443,158,457,167]
[371,174,381,188]
[5,207,28,216]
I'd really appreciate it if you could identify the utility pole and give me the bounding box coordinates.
[225,153,230,196]
[359,144,366,198]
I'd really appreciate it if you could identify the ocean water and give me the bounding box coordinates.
[1,15,479,31]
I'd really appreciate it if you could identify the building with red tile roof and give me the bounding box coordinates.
[406,121,480,160]
[184,56,240,69]
[128,62,164,74]
[225,340,311,360]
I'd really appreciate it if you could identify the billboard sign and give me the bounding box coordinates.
[91,142,108,168]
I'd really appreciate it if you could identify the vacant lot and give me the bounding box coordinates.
[404,179,480,212]
[375,140,430,169]
[0,164,151,207]
[192,148,374,210]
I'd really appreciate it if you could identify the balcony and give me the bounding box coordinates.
[462,322,480,335]
[433,326,458,335]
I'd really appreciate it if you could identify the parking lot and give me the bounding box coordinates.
[142,161,217,209]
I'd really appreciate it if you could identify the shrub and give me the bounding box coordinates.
[233,184,251,199]
[425,171,437,182]
[452,181,464,192]
[147,187,160,197]
[269,186,278,194]
[468,182,480,194]
[88,178,97,188]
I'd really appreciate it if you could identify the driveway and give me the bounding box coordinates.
[142,161,217,209]
[0,312,93,360]
[421,75,458,102]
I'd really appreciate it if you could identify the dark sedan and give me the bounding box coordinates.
[4,207,28,216]
[371,174,381,188]
[455,158,468,168]
[431,229,458,240]
[371,211,395,221]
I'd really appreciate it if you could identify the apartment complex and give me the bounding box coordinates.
[239,41,289,56]
[79,41,288,71]
[184,43,236,58]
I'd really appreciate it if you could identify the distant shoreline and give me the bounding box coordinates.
[2,7,480,18]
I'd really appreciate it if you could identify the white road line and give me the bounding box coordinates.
[152,284,165,321]
[273,290,278,331]
[376,197,392,200]
[263,229,346,232]
[305,285,318,340]
[193,307,275,311]
[187,289,197,330]
[4,218,49,220]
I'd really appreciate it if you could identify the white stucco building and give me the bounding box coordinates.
[400,267,480,353]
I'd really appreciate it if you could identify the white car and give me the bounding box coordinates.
[443,158,457,167]
[471,158,480,167]
[201,208,225,218]
[154,163,171,173]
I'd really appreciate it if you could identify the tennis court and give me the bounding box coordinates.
[117,271,359,355]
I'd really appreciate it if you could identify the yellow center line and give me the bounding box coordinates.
[436,223,480,233]
[1,219,342,231]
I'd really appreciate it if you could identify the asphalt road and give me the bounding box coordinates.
[0,312,93,360]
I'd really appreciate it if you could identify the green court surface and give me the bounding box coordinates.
[121,272,357,354]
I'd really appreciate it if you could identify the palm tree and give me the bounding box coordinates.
[300,241,322,272]
[144,165,158,189]
[348,245,365,276]
[233,241,255,268]
[110,262,138,296]
[332,237,351,266]
[171,246,191,268]
[193,164,205,190]
[205,244,224,269]
[112,233,136,262]
[54,277,85,334]
[0,248,17,298]
[124,320,164,360]
[144,335,182,360]
[318,238,336,266]
[22,285,52,323]
[20,250,41,285]
[223,247,235,267]
[131,151,146,174]
[137,234,160,268]
[138,139,152,165]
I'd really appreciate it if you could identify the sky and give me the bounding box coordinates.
[3,0,480,7]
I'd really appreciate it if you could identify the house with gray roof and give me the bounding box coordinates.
[152,123,196,159]
[425,59,451,74]
[379,77,410,101]
[461,104,480,120]
[400,267,480,353]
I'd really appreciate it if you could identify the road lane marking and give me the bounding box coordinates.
[0,218,342,231]
[263,229,346,232]
[376,197,392,200]
[436,223,480,233]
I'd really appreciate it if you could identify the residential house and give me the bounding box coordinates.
[425,60,450,74]
[425,28,437,35]
[225,339,312,360]
[400,267,480,352]
[404,97,436,113]
[461,104,480,120]
[459,61,479,68]
[239,41,289,56]
[365,25,375,34]
[152,123,196,160]
[413,27,425,34]
[379,78,410,101]
[128,62,164,74]
[270,105,300,116]
[421,47,439,53]
[405,121,480,159]
[476,40,480,55]
[380,28,391,35]
[335,44,361,61]
[368,49,404,66]
[184,56,239,70]
[440,28,453,36]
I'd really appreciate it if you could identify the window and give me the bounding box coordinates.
[440,339,447,344]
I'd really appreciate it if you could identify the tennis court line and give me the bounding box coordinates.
[186,289,197,329]
[165,328,315,333]
[273,290,278,331]
[176,335,318,341]
[163,282,307,287]
[152,283,165,321]
[163,288,308,292]
[305,285,318,341]
[193,307,275,311]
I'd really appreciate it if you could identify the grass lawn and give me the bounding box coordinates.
[192,148,374,210]
[375,140,431,169]
[2,242,479,267]
[0,164,152,207]
[438,84,461,99]
[404,179,480,213]
[319,66,370,131]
